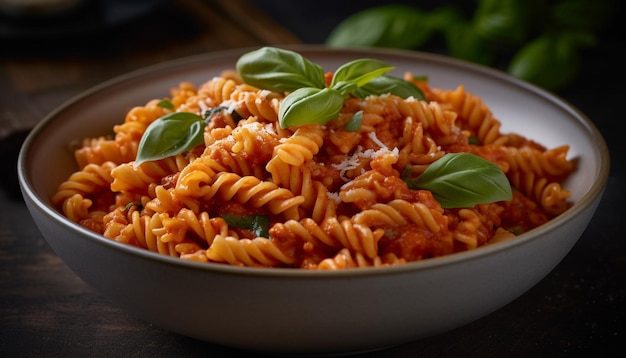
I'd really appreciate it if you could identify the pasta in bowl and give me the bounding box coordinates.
[18,46,609,355]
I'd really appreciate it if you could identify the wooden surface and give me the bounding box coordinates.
[1,1,624,357]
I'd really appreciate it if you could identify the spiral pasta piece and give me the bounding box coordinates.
[196,76,249,107]
[433,85,508,146]
[174,208,229,246]
[272,217,384,259]
[509,171,571,215]
[52,161,117,207]
[73,135,137,168]
[396,97,457,136]
[352,199,442,234]
[206,235,296,267]
[396,119,446,173]
[177,172,305,220]
[110,154,193,193]
[60,194,93,223]
[266,124,324,187]
[102,209,171,254]
[501,145,575,180]
[141,185,181,215]
[316,248,406,270]
[235,90,282,122]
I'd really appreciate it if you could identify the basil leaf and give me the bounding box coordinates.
[236,46,325,92]
[344,111,362,131]
[331,59,394,88]
[135,112,205,167]
[330,81,358,97]
[222,214,270,238]
[325,5,434,49]
[406,153,512,208]
[353,75,425,100]
[278,87,345,128]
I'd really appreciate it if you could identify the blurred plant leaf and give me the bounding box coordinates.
[550,0,617,33]
[507,34,581,91]
[445,21,495,66]
[325,5,433,49]
[473,0,531,44]
[424,5,465,31]
[324,0,615,91]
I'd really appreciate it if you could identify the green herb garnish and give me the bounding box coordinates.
[344,111,363,131]
[135,112,205,167]
[133,48,512,209]
[136,47,425,166]
[277,87,345,128]
[403,153,512,208]
[236,46,326,91]
[222,214,270,238]
[236,47,424,128]
[353,75,426,99]
[157,99,175,110]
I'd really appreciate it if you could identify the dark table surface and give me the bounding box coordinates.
[1,1,624,357]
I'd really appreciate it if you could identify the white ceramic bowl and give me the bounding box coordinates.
[17,45,610,356]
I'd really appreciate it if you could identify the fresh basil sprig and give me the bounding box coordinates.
[353,75,426,100]
[236,46,325,91]
[135,112,204,167]
[331,58,394,90]
[403,152,512,208]
[136,47,426,165]
[236,47,424,128]
[278,87,346,128]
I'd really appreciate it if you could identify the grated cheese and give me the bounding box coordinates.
[332,144,399,182]
[326,191,341,204]
[220,100,241,115]
[198,99,210,114]
[367,131,387,149]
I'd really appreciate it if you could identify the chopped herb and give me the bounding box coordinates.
[157,99,175,110]
[344,111,363,131]
[222,214,270,238]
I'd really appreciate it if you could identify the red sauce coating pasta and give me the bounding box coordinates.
[51,69,575,269]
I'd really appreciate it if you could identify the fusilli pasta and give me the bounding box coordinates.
[52,65,576,270]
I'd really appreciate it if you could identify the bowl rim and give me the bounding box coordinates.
[17,44,611,279]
